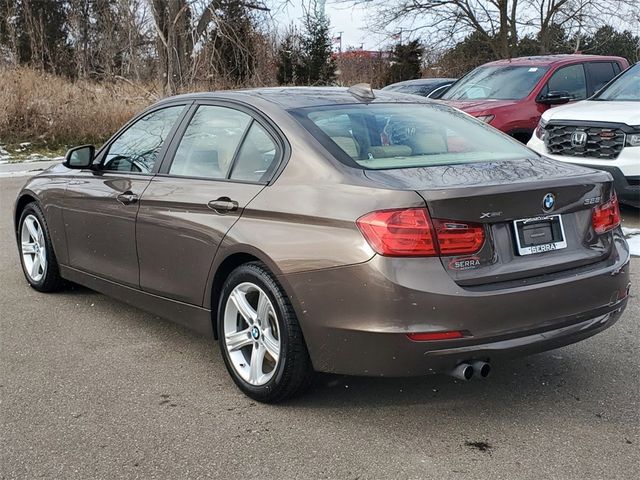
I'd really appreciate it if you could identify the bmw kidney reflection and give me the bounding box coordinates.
[14,85,630,402]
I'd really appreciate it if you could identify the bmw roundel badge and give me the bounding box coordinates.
[543,193,555,211]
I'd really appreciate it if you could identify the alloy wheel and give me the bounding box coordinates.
[223,282,281,386]
[21,214,47,282]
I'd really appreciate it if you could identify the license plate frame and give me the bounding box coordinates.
[513,214,567,256]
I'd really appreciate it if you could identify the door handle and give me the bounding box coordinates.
[207,197,239,213]
[116,192,138,205]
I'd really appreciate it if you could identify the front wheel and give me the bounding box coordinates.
[217,262,312,403]
[18,202,66,292]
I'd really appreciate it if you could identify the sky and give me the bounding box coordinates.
[269,1,640,53]
[270,1,393,51]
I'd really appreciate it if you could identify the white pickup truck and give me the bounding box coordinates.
[528,63,639,208]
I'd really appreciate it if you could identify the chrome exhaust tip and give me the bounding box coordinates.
[471,360,491,379]
[450,363,474,381]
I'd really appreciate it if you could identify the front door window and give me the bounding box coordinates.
[103,106,184,173]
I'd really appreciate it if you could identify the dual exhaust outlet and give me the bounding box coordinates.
[450,361,491,381]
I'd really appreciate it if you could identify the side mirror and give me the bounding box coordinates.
[64,145,95,169]
[538,90,572,105]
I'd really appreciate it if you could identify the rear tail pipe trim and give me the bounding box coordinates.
[471,360,491,379]
[449,361,491,381]
[450,363,474,381]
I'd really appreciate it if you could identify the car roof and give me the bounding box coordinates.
[384,78,457,87]
[482,54,626,67]
[157,87,437,110]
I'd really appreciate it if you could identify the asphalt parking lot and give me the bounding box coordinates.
[1,172,639,480]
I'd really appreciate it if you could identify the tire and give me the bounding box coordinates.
[217,262,313,403]
[18,202,66,292]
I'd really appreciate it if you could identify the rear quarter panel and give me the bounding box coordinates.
[204,119,425,307]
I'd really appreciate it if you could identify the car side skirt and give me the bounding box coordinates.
[59,265,214,337]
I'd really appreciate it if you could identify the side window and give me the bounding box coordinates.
[103,106,184,173]
[586,62,616,94]
[545,64,587,100]
[169,106,251,179]
[230,123,279,182]
[612,62,621,75]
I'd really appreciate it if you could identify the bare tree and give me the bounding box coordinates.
[147,0,271,94]
[342,0,639,58]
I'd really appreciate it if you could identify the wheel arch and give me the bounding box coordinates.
[14,192,39,234]
[207,247,292,339]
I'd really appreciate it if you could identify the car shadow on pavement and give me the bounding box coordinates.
[284,350,618,410]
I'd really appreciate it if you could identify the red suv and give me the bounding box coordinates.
[440,55,629,142]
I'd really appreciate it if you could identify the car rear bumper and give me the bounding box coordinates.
[282,233,631,376]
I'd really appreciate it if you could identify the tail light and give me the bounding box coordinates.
[356,208,437,256]
[432,219,485,255]
[592,193,621,234]
[356,207,485,257]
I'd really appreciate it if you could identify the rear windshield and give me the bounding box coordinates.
[290,103,534,170]
[443,65,548,100]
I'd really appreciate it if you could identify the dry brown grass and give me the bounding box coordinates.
[0,68,156,148]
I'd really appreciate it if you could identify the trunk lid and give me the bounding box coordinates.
[364,157,614,286]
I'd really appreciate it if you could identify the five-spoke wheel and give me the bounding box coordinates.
[21,214,47,282]
[224,282,281,386]
[18,202,65,292]
[218,262,312,402]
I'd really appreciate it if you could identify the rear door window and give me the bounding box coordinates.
[168,105,251,179]
[586,62,616,95]
[543,64,587,100]
[229,123,279,182]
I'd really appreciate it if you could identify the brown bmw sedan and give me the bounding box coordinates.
[14,86,631,402]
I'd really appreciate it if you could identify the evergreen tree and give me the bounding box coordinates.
[386,40,424,84]
[298,5,336,85]
[276,26,303,85]
[580,26,639,62]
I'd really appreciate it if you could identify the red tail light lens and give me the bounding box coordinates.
[356,208,437,256]
[432,219,485,255]
[592,193,621,234]
[357,208,485,257]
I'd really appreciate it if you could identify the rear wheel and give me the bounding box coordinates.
[18,202,65,292]
[217,262,312,402]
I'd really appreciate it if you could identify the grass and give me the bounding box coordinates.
[0,67,155,151]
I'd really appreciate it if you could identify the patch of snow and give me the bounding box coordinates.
[622,227,640,257]
[19,142,31,148]
[0,145,10,162]
[627,235,640,257]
